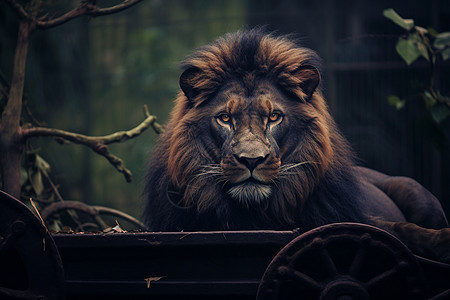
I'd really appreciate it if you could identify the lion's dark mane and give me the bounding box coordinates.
[143,29,369,232]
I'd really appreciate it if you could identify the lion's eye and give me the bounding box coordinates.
[218,114,231,123]
[269,112,281,122]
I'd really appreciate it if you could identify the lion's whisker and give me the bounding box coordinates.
[195,164,223,178]
[280,161,318,172]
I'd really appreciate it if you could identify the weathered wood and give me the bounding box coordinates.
[53,231,300,299]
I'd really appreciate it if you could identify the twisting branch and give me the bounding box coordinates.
[3,0,143,30]
[22,105,163,182]
[2,0,30,21]
[82,0,144,16]
[36,0,143,29]
[40,200,148,231]
[143,104,164,134]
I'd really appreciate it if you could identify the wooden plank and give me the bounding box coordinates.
[53,231,299,299]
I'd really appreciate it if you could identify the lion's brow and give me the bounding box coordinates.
[227,97,272,115]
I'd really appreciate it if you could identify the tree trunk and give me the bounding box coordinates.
[0,20,33,199]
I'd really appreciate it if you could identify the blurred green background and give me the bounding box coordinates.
[1,0,449,220]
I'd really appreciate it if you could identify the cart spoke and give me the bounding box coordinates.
[289,269,322,290]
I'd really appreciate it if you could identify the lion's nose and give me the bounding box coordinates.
[236,155,268,172]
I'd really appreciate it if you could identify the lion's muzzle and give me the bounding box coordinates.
[222,130,281,206]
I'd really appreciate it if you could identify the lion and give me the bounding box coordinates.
[143,29,449,259]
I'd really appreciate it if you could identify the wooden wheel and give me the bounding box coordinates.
[0,191,64,300]
[257,223,425,300]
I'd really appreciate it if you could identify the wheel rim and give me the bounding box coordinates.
[257,223,425,300]
[0,191,65,300]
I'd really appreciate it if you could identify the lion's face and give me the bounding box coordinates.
[156,29,339,229]
[207,80,287,205]
[145,29,363,230]
[168,63,329,214]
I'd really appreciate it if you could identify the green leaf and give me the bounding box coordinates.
[428,27,438,37]
[415,40,430,61]
[430,103,450,123]
[383,8,414,31]
[30,169,44,196]
[407,33,430,61]
[388,95,406,110]
[422,91,437,108]
[442,48,450,61]
[434,32,450,49]
[415,26,429,35]
[396,38,421,65]
[35,154,51,174]
[20,168,28,186]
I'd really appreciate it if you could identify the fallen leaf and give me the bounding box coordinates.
[144,276,166,288]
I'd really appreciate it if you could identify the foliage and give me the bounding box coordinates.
[0,0,156,232]
[384,8,450,150]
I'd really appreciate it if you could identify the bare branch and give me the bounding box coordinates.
[35,0,143,29]
[94,145,133,182]
[89,0,144,16]
[22,106,161,182]
[143,104,164,134]
[93,206,148,230]
[24,106,160,142]
[41,200,148,230]
[3,0,142,29]
[2,0,32,21]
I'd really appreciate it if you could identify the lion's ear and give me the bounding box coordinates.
[294,65,321,100]
[179,67,200,99]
